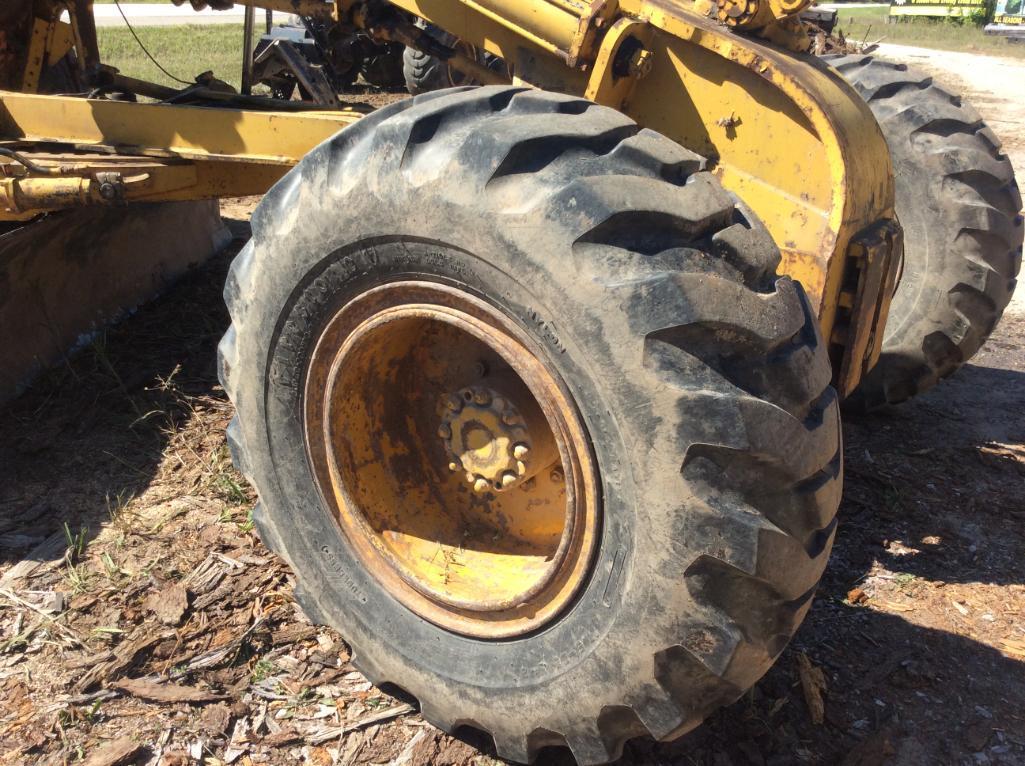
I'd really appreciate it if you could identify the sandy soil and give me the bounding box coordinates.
[1,53,1023,766]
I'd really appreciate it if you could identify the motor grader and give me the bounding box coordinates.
[0,0,1020,762]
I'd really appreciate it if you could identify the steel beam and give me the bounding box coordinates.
[0,92,362,165]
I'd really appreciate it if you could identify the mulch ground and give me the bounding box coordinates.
[1,201,1023,766]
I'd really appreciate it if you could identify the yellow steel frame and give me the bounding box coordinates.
[375,0,898,390]
[0,0,900,393]
[0,93,363,164]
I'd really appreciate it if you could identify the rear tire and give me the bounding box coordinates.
[826,54,1023,409]
[219,86,841,764]
[402,23,481,95]
[403,46,459,94]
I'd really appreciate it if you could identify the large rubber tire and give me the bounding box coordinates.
[219,86,841,764]
[402,24,477,95]
[825,54,1023,409]
[402,46,458,95]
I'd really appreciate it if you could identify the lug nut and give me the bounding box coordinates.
[473,477,490,493]
[501,472,518,489]
[513,443,530,460]
[437,423,452,439]
[443,394,463,412]
[473,389,491,406]
[448,462,460,472]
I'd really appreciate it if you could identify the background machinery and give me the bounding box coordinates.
[0,0,1019,762]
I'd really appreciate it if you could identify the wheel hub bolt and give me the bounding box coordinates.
[438,382,559,493]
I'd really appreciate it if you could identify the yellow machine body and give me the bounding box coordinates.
[0,0,901,395]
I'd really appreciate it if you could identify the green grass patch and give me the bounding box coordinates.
[96,24,255,90]
[836,6,1025,57]
[95,9,1025,90]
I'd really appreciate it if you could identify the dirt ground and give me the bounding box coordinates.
[1,53,1023,766]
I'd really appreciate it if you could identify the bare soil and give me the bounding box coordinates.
[1,56,1023,766]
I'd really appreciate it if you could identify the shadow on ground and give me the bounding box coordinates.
[0,216,251,568]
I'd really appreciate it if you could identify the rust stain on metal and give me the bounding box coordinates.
[303,281,600,639]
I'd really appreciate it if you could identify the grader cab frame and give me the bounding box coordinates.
[0,0,900,396]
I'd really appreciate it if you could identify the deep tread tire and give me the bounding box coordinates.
[825,54,1023,409]
[402,46,456,95]
[219,86,841,764]
[402,24,465,95]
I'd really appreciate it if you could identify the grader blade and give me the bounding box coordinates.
[0,201,229,403]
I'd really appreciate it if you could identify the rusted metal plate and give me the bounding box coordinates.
[0,200,229,404]
[830,219,903,398]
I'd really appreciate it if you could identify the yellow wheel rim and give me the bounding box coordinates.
[304,281,600,639]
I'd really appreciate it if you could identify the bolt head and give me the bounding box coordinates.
[437,423,452,439]
[629,48,654,78]
[444,394,463,412]
[473,477,490,493]
[448,462,460,472]
[500,472,518,489]
[513,443,530,460]
[473,389,491,406]
[550,467,565,483]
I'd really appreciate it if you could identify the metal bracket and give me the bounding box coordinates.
[568,0,621,69]
[831,219,903,398]
[583,18,653,108]
[253,38,341,106]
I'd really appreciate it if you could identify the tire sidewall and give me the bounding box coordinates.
[884,131,938,343]
[255,233,644,698]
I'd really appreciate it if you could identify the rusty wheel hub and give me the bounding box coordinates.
[303,281,599,639]
[439,378,560,494]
